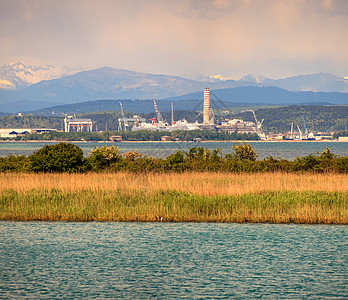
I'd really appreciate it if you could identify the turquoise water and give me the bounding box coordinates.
[0,141,347,160]
[0,222,347,299]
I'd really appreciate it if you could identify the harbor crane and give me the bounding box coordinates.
[241,109,266,139]
[118,101,129,131]
[302,116,308,139]
[297,125,302,140]
[153,99,165,124]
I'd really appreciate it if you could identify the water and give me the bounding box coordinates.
[0,141,347,160]
[0,222,347,299]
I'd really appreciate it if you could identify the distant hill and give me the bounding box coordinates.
[0,61,83,90]
[2,105,346,134]
[164,86,348,105]
[24,84,348,117]
[235,105,348,133]
[2,62,347,93]
[0,114,64,130]
[241,72,348,93]
[0,67,250,111]
[1,64,347,113]
[0,99,65,113]
[29,99,267,116]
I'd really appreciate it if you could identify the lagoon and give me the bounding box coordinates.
[0,140,347,160]
[0,222,347,299]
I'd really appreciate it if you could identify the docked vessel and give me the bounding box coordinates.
[131,99,200,132]
[169,119,200,131]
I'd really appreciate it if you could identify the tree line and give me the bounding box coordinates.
[1,142,347,174]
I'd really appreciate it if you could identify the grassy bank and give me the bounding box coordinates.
[1,173,347,224]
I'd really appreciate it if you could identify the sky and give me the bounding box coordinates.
[0,0,347,79]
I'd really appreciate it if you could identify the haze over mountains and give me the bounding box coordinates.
[0,61,83,90]
[240,73,348,93]
[0,62,347,113]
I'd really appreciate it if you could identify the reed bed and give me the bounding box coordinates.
[1,172,347,224]
[0,189,347,224]
[1,172,347,196]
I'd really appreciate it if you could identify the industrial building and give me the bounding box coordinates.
[216,119,257,134]
[201,88,261,136]
[0,128,57,138]
[64,115,94,132]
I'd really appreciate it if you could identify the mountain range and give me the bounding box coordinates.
[165,86,348,105]
[28,85,347,116]
[242,73,348,93]
[0,62,347,113]
[0,61,83,90]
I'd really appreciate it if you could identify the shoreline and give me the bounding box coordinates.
[0,139,343,143]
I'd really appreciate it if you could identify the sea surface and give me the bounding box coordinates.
[0,141,347,160]
[0,222,347,299]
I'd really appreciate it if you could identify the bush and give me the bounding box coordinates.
[0,155,30,172]
[165,150,186,172]
[232,141,258,161]
[87,145,122,170]
[29,143,85,173]
[335,157,348,173]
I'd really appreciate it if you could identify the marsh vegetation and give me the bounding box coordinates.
[1,142,347,223]
[0,172,347,224]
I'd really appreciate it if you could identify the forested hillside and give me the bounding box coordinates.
[235,105,348,133]
[1,105,347,133]
[0,115,64,130]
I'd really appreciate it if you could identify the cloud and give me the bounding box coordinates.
[0,0,347,78]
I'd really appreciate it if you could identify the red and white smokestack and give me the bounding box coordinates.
[203,88,210,125]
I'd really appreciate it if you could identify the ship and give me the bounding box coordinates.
[169,119,200,131]
[131,99,200,132]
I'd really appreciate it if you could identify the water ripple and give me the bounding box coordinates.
[0,222,347,299]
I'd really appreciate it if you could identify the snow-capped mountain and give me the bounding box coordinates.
[0,64,347,113]
[240,74,268,84]
[192,72,348,93]
[0,61,83,90]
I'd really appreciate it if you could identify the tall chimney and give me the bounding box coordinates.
[203,88,210,125]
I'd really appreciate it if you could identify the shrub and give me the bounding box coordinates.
[29,143,85,173]
[122,151,142,161]
[319,147,336,160]
[0,155,30,172]
[335,157,348,173]
[88,145,122,170]
[165,150,186,172]
[292,155,322,172]
[232,141,258,161]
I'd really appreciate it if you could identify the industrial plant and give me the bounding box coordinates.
[129,87,265,139]
[64,115,94,132]
[1,87,340,142]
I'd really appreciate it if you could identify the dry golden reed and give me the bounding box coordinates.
[1,172,347,196]
[1,172,347,224]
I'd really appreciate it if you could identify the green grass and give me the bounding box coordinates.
[1,189,347,224]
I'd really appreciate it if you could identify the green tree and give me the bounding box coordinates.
[29,143,85,173]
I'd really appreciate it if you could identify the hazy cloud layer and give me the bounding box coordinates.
[0,0,347,78]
